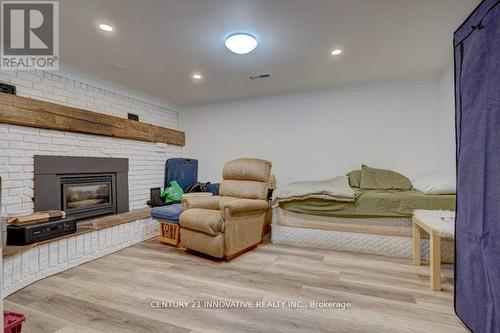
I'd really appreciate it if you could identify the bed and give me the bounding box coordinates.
[279,188,456,218]
[271,166,456,260]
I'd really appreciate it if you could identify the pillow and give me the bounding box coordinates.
[412,172,456,195]
[360,165,413,190]
[347,170,361,188]
[272,176,356,204]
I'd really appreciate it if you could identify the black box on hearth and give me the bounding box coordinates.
[7,217,77,245]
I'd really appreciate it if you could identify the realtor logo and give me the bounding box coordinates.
[1,1,59,70]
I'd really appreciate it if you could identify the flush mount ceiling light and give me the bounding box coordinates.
[225,33,258,54]
[192,73,202,80]
[331,49,343,56]
[98,24,113,32]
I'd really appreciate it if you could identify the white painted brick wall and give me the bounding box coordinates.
[0,69,182,215]
[2,217,160,297]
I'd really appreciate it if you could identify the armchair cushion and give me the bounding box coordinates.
[179,208,224,236]
[218,196,241,209]
[182,196,220,211]
[223,158,272,182]
[222,199,269,217]
[219,180,268,199]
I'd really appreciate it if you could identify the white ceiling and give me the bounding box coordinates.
[59,0,480,107]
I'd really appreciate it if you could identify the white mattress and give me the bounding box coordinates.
[271,208,454,261]
[274,207,413,237]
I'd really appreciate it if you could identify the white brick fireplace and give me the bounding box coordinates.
[0,69,182,298]
[0,69,182,216]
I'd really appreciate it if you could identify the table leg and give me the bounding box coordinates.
[430,231,441,291]
[412,219,421,266]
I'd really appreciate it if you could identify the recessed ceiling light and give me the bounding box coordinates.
[192,73,202,80]
[225,33,258,54]
[331,49,343,56]
[98,24,113,32]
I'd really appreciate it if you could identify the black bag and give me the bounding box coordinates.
[185,182,211,193]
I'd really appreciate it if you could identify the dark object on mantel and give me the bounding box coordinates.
[34,156,129,221]
[128,112,139,121]
[7,217,77,245]
[0,93,185,146]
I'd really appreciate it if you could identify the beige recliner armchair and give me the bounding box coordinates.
[179,158,272,260]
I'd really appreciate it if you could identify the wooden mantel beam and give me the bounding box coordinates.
[0,93,185,146]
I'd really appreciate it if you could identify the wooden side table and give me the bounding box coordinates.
[412,210,455,291]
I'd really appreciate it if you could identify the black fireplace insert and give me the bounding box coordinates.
[34,156,129,221]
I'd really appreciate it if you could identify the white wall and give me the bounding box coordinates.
[0,67,457,210]
[439,63,456,173]
[0,69,181,215]
[180,76,446,186]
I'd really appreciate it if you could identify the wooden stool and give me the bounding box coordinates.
[158,220,180,246]
[412,210,455,291]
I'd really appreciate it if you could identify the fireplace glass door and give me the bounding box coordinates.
[61,175,115,218]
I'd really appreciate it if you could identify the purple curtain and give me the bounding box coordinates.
[454,0,500,332]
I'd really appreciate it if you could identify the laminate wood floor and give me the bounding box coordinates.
[5,239,467,333]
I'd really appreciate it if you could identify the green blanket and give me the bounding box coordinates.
[279,189,456,218]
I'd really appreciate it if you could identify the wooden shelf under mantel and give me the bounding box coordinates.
[0,93,185,146]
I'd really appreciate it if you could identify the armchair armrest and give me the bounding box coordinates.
[182,196,220,210]
[222,199,269,217]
